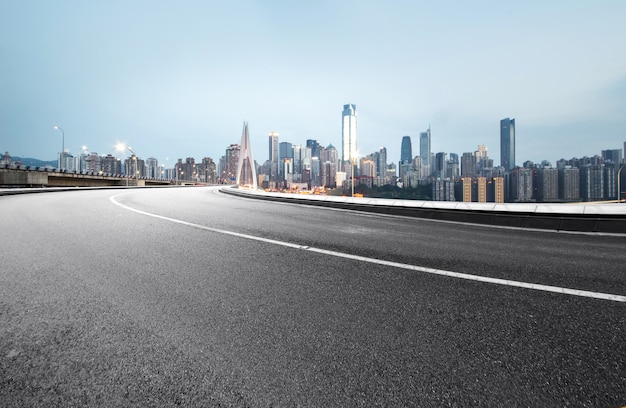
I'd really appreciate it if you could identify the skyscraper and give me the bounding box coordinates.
[269,131,279,181]
[419,127,431,168]
[399,136,412,178]
[500,118,515,172]
[341,104,357,164]
[400,136,412,163]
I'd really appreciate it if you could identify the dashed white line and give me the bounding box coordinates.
[110,193,626,303]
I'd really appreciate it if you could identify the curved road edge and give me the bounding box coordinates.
[220,186,626,235]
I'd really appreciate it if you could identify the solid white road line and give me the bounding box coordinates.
[110,194,626,303]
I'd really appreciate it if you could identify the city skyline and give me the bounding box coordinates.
[2,2,625,166]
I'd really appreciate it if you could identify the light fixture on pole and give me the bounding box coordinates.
[54,125,64,170]
[618,163,625,204]
[115,143,138,186]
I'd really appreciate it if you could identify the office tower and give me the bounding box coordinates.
[500,118,515,172]
[269,131,279,181]
[310,157,321,187]
[341,104,357,163]
[419,127,431,168]
[320,143,339,168]
[399,136,412,178]
[435,152,447,179]
[448,153,459,181]
[278,142,293,180]
[292,145,302,175]
[306,139,322,159]
[400,136,412,163]
[461,152,476,177]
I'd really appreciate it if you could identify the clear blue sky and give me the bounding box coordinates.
[1,0,625,167]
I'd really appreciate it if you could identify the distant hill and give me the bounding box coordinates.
[7,156,57,168]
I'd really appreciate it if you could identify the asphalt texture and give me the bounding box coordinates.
[1,186,625,407]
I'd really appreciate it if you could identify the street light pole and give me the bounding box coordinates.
[126,147,137,183]
[618,163,625,204]
[115,143,137,186]
[54,126,64,170]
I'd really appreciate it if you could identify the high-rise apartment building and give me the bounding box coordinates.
[124,156,145,178]
[603,163,617,200]
[558,167,580,201]
[477,177,487,202]
[536,168,559,202]
[580,165,604,201]
[500,118,515,172]
[373,147,387,180]
[102,154,122,175]
[601,149,623,165]
[511,167,533,202]
[494,177,505,203]
[145,157,159,179]
[221,144,239,183]
[462,177,472,202]
[341,104,357,164]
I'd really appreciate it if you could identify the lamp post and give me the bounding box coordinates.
[54,125,64,170]
[618,163,625,204]
[116,143,138,186]
[350,151,358,198]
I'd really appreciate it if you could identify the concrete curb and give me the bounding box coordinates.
[221,187,626,235]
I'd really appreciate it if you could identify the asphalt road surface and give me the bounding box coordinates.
[1,186,625,407]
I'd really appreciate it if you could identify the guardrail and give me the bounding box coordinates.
[221,187,626,235]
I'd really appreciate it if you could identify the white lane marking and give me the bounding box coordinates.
[110,194,626,303]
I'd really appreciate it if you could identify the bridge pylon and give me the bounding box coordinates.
[235,121,258,189]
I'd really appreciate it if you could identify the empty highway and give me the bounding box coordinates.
[1,186,625,407]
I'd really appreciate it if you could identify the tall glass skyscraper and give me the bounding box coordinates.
[420,127,431,167]
[500,118,515,172]
[268,131,279,181]
[341,104,357,163]
[400,136,412,163]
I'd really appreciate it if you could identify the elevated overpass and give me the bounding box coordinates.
[0,166,172,188]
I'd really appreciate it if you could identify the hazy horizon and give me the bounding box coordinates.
[2,1,625,166]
